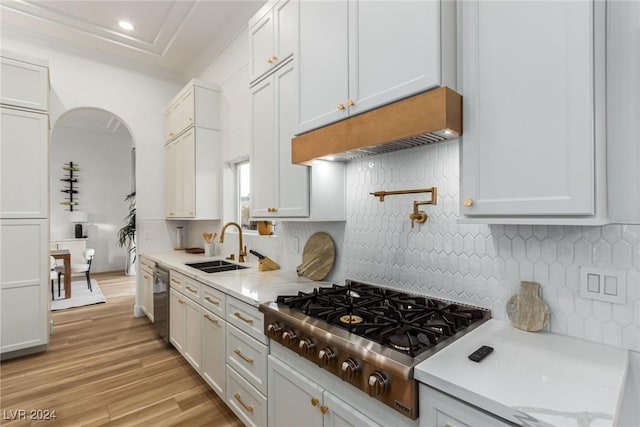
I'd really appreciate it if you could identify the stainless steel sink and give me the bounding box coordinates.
[185,260,249,273]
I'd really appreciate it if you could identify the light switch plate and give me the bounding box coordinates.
[579,266,626,304]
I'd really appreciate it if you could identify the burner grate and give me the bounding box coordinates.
[275,280,491,357]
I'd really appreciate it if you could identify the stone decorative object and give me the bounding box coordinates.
[506,281,550,332]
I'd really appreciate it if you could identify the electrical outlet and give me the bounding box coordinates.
[579,266,626,304]
[291,237,299,253]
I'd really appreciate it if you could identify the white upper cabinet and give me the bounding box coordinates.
[165,127,221,220]
[459,0,607,224]
[0,56,49,112]
[164,80,220,142]
[249,0,298,84]
[296,0,450,135]
[607,0,640,224]
[1,107,49,218]
[251,60,310,218]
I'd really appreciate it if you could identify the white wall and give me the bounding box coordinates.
[50,126,132,273]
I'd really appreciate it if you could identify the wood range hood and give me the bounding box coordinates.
[292,87,462,165]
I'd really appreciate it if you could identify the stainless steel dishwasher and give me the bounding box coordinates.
[152,264,170,343]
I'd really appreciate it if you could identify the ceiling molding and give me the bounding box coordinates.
[0,0,267,82]
[1,0,197,57]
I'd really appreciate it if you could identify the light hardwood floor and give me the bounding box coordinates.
[0,272,243,426]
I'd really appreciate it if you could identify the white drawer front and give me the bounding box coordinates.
[226,323,268,395]
[169,270,186,292]
[140,257,155,270]
[226,365,267,427]
[202,285,226,318]
[226,297,266,344]
[182,277,202,302]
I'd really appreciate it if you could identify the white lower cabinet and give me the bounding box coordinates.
[1,219,49,355]
[268,355,380,427]
[227,365,268,427]
[183,296,203,372]
[169,286,202,372]
[169,288,186,354]
[202,308,226,398]
[419,385,511,427]
[139,256,154,322]
[226,323,268,395]
[167,270,269,424]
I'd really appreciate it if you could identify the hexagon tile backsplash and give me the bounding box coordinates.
[282,140,640,352]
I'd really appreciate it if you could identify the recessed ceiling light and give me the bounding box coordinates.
[118,21,134,31]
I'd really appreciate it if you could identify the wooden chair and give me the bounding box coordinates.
[56,248,95,292]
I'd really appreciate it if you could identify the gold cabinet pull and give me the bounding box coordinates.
[204,314,219,324]
[143,275,150,279]
[205,296,220,306]
[337,103,345,111]
[234,393,254,413]
[311,397,319,407]
[186,285,198,294]
[171,278,181,284]
[234,312,254,324]
[178,299,186,305]
[234,349,254,364]
[320,405,328,415]
[347,99,354,107]
[464,198,473,207]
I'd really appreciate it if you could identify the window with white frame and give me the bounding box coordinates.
[236,160,256,231]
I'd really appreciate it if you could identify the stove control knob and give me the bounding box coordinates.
[298,338,316,356]
[281,330,298,347]
[367,371,390,397]
[340,358,360,381]
[318,347,336,367]
[267,322,282,339]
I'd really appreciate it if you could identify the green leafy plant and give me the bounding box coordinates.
[117,191,136,262]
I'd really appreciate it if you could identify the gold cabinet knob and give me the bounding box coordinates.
[311,397,319,407]
[271,55,277,62]
[267,57,273,64]
[267,207,278,213]
[464,198,473,207]
[337,103,345,111]
[347,99,354,107]
[320,405,328,415]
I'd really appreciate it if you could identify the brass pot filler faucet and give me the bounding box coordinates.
[370,187,438,228]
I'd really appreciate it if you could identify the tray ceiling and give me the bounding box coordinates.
[0,0,266,81]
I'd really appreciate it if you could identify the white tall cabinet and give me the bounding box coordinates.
[0,52,50,357]
[459,0,607,224]
[164,80,222,220]
[249,1,346,221]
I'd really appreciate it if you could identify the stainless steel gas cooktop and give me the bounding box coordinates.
[259,279,491,419]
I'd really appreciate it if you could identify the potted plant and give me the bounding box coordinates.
[117,191,136,275]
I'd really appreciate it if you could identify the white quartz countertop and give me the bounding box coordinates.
[141,251,326,306]
[414,319,629,427]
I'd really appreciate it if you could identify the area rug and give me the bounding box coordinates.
[51,278,106,311]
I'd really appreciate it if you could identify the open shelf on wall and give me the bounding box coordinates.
[60,161,79,211]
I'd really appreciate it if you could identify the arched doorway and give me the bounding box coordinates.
[50,107,135,275]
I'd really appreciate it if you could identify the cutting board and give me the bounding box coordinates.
[296,232,335,281]
[506,281,550,332]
